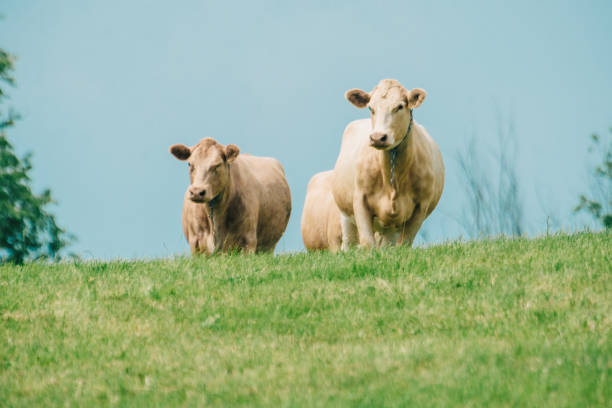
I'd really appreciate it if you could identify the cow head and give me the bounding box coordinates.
[345,79,426,150]
[169,138,240,203]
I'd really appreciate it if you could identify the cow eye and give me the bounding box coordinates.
[396,104,403,112]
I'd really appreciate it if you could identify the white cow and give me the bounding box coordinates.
[301,170,342,252]
[331,79,444,249]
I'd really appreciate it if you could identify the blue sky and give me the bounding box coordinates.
[1,1,611,258]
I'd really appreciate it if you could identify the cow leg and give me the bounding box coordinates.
[379,229,398,247]
[398,205,427,247]
[243,232,257,254]
[327,225,343,253]
[189,234,212,255]
[340,212,358,251]
[189,238,199,254]
[354,193,376,248]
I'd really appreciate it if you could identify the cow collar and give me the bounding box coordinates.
[389,109,413,186]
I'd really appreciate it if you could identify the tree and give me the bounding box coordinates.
[574,129,612,229]
[0,47,72,263]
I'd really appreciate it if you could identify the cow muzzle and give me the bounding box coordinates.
[188,185,208,203]
[370,132,391,149]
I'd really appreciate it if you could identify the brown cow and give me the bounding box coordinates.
[331,79,445,249]
[170,138,291,254]
[301,170,342,251]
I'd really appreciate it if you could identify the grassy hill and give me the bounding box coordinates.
[1,231,610,407]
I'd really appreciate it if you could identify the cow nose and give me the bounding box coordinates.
[189,187,206,198]
[370,132,388,143]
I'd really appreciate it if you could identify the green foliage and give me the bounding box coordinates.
[0,47,71,263]
[575,130,612,228]
[0,232,609,406]
[0,48,16,97]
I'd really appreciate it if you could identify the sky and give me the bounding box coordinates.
[1,0,611,259]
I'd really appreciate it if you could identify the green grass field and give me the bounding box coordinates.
[1,232,610,407]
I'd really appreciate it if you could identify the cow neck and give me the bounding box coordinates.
[207,165,233,251]
[383,109,414,190]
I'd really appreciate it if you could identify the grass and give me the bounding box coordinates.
[0,231,610,407]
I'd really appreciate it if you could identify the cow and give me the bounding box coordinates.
[331,79,444,250]
[169,137,291,254]
[301,170,342,251]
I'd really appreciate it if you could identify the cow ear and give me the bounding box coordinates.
[406,88,426,109]
[170,144,191,161]
[224,144,240,163]
[345,88,371,108]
